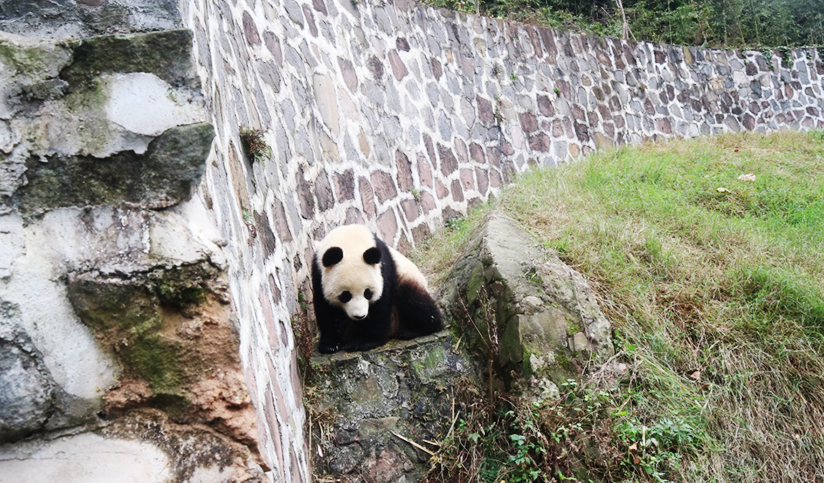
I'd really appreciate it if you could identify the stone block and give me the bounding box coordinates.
[307,333,474,482]
[439,212,614,398]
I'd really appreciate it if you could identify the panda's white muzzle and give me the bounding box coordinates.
[345,297,370,320]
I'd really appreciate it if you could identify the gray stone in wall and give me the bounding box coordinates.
[0,303,55,444]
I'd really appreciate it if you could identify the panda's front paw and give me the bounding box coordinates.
[318,339,341,354]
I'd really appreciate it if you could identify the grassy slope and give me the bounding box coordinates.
[415,131,824,482]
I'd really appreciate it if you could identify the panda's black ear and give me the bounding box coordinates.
[363,247,382,265]
[322,247,344,267]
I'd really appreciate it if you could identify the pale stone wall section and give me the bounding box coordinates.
[182,0,824,480]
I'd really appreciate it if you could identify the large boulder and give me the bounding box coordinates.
[440,212,614,398]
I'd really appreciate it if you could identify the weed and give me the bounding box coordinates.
[239,126,271,163]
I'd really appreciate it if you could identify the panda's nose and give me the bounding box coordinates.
[353,314,366,320]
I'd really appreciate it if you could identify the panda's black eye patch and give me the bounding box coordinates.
[322,247,344,267]
[363,247,382,265]
[338,291,352,303]
[364,289,373,300]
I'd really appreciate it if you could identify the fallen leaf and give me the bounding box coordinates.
[629,442,638,453]
[738,173,756,182]
[632,453,641,464]
[690,370,701,381]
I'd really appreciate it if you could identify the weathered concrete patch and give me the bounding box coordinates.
[0,431,171,483]
[308,332,476,482]
[440,212,614,399]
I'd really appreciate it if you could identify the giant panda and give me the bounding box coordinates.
[311,224,443,354]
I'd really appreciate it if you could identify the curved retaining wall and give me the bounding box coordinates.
[179,0,824,479]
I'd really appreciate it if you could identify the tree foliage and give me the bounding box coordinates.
[428,0,824,48]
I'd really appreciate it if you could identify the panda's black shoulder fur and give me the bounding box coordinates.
[312,231,442,354]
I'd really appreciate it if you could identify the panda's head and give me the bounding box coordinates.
[317,225,385,321]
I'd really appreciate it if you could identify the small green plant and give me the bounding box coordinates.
[761,48,774,70]
[239,126,271,163]
[510,71,518,82]
[553,86,561,97]
[412,188,422,202]
[778,46,793,67]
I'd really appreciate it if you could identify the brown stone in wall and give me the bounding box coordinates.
[242,11,261,46]
[395,150,414,192]
[264,389,285,478]
[345,207,364,224]
[476,167,489,195]
[303,4,318,37]
[430,57,442,80]
[742,114,756,130]
[469,142,485,164]
[489,168,502,189]
[377,208,398,244]
[486,146,501,168]
[420,191,436,213]
[528,132,551,152]
[370,171,398,204]
[527,26,542,57]
[537,94,554,116]
[655,118,672,134]
[228,142,251,213]
[314,170,334,211]
[460,169,475,192]
[519,111,538,133]
[263,31,283,66]
[476,95,494,126]
[435,179,449,200]
[338,57,358,93]
[271,200,293,242]
[388,50,408,80]
[312,0,327,14]
[334,170,355,200]
[296,168,315,219]
[254,211,277,256]
[455,138,468,163]
[450,179,464,202]
[401,199,420,223]
[260,289,280,348]
[423,133,436,168]
[437,144,459,176]
[417,153,433,188]
[359,176,377,218]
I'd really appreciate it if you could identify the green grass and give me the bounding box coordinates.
[418,131,824,482]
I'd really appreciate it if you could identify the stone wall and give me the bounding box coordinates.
[0,8,263,483]
[181,0,823,479]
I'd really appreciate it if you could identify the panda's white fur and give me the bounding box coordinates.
[315,224,385,320]
[312,224,442,353]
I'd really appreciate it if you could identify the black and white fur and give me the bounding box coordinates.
[312,224,443,354]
